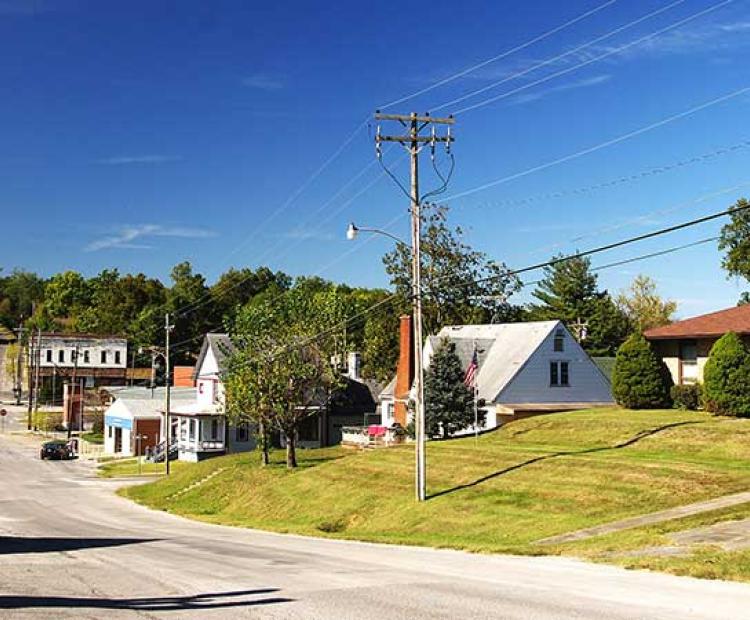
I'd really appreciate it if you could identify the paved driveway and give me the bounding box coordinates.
[2,434,750,619]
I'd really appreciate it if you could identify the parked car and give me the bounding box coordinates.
[39,440,75,460]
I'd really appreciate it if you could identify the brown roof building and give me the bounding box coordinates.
[644,305,750,385]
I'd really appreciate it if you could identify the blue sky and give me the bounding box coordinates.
[2,0,750,317]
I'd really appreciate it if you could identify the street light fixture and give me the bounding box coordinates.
[347,221,426,502]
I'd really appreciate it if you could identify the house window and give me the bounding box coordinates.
[680,340,698,384]
[236,423,250,442]
[211,418,219,440]
[550,361,570,387]
[58,350,65,363]
[46,350,52,363]
[101,351,108,364]
[108,426,113,438]
[554,330,565,352]
[189,419,196,440]
[560,361,569,386]
[115,351,121,365]
[83,350,90,364]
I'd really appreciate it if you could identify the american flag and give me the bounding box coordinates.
[464,347,478,387]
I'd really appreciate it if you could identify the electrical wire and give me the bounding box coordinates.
[246,202,747,362]
[448,0,732,115]
[432,0,687,114]
[532,179,750,256]
[378,0,619,110]
[461,202,747,290]
[442,84,750,202]
[466,138,750,212]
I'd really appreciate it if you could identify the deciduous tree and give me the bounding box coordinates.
[616,275,676,333]
[383,204,521,335]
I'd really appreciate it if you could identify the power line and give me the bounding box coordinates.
[532,179,750,256]
[443,84,750,202]
[466,138,750,212]
[378,0,619,110]
[433,0,687,113]
[449,0,732,115]
[251,203,745,364]
[464,202,745,290]
[519,236,718,289]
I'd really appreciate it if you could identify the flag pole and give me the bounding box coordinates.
[473,339,479,444]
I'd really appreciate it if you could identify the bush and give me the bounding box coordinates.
[32,410,63,432]
[703,332,750,417]
[671,384,702,410]
[612,333,673,409]
[90,408,104,435]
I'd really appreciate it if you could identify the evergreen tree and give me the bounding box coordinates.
[529,255,631,356]
[611,333,672,409]
[703,332,750,417]
[424,338,475,438]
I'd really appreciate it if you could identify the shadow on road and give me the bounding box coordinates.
[0,589,292,611]
[0,536,160,555]
[429,421,702,500]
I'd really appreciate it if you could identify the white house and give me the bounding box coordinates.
[382,320,614,431]
[102,386,195,457]
[171,333,255,461]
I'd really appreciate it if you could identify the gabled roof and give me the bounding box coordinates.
[644,305,750,340]
[430,321,560,403]
[192,333,234,380]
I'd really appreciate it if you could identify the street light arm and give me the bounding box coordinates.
[346,222,409,249]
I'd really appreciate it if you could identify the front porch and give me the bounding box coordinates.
[171,402,226,462]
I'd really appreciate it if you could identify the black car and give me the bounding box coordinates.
[39,440,75,460]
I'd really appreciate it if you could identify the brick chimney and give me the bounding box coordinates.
[394,315,414,426]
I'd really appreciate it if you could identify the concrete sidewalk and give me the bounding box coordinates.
[538,491,750,545]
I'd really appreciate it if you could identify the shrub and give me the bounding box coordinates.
[90,408,104,434]
[612,333,673,409]
[32,410,63,432]
[703,332,750,417]
[671,384,702,410]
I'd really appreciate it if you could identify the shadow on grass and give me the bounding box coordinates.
[0,536,159,555]
[0,589,292,611]
[429,421,703,500]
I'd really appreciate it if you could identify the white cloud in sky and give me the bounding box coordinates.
[508,74,611,105]
[85,224,217,252]
[96,155,182,165]
[241,73,285,91]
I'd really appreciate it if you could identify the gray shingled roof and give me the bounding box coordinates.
[428,322,560,403]
[193,333,234,380]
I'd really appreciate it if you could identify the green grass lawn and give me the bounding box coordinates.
[99,457,189,478]
[122,408,750,581]
[82,432,104,445]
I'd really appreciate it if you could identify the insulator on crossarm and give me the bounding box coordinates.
[430,126,436,159]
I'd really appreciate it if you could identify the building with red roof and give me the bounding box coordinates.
[644,305,750,385]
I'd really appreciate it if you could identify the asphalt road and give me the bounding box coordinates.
[2,424,750,619]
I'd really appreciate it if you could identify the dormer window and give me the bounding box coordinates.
[554,330,565,352]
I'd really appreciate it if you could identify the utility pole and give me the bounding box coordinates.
[26,328,34,430]
[374,111,454,502]
[164,313,174,475]
[13,323,24,406]
[67,344,79,439]
[33,328,41,422]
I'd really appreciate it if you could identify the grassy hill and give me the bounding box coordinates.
[121,408,750,580]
